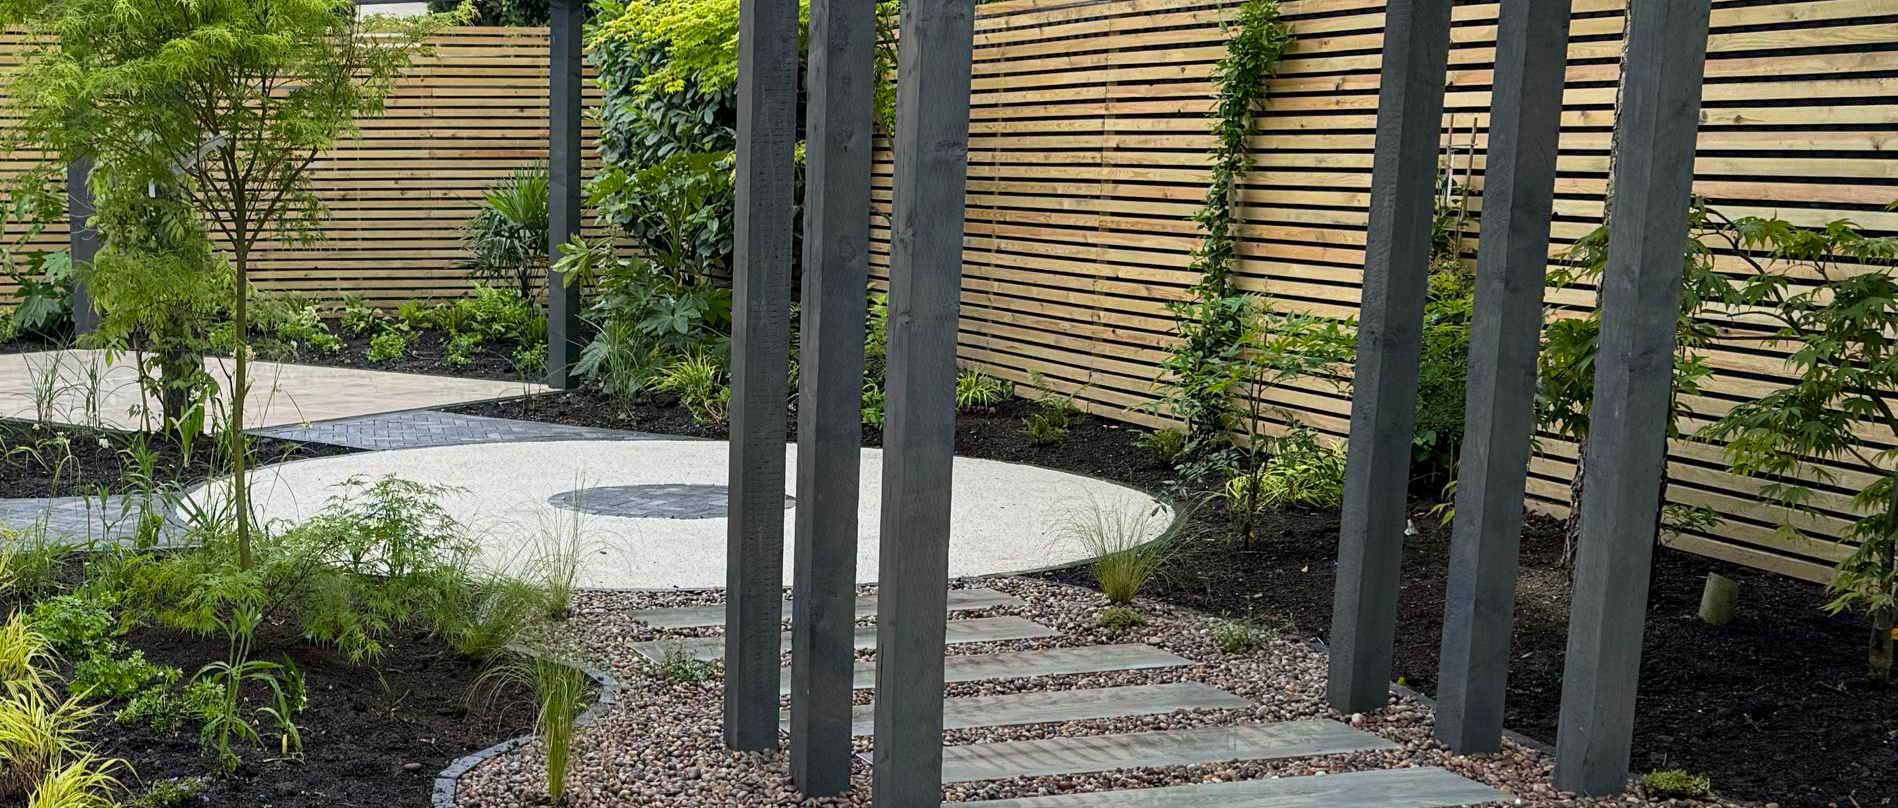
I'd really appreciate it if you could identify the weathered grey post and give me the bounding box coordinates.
[1328,0,1454,714]
[788,0,876,794]
[1433,0,1573,754]
[66,158,99,334]
[545,0,585,388]
[870,0,976,803]
[723,0,799,752]
[1555,0,1710,795]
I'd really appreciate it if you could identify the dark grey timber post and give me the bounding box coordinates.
[788,0,876,795]
[1554,0,1710,795]
[66,158,99,335]
[1433,0,1572,754]
[1327,0,1454,715]
[545,0,585,388]
[870,0,976,804]
[723,0,798,752]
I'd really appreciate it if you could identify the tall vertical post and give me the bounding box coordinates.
[66,158,99,335]
[1327,0,1454,714]
[723,0,799,753]
[870,0,976,804]
[1434,0,1573,754]
[545,0,584,388]
[1555,0,1710,795]
[789,0,876,795]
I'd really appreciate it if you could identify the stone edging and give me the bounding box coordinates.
[431,655,622,807]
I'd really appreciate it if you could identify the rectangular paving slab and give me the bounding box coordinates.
[817,682,1249,736]
[777,644,1190,694]
[907,720,1398,783]
[941,766,1510,807]
[634,615,1058,662]
[630,587,1024,630]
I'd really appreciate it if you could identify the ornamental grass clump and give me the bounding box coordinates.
[1062,501,1180,611]
[475,645,591,804]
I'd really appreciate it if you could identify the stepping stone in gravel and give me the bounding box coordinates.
[628,587,1024,630]
[910,720,1397,783]
[814,682,1248,736]
[941,766,1509,808]
[633,615,1058,662]
[777,644,1190,694]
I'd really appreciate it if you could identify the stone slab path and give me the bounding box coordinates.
[631,587,1025,630]
[926,720,1398,783]
[945,767,1509,808]
[777,644,1189,694]
[829,682,1249,736]
[634,615,1060,662]
[248,409,663,450]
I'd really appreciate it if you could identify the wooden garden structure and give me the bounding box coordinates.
[78,0,1722,800]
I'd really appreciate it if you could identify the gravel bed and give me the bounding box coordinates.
[453,578,1771,808]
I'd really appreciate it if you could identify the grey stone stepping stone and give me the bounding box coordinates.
[942,766,1509,807]
[630,587,1024,630]
[634,615,1057,662]
[910,720,1397,783]
[777,643,1190,694]
[247,409,664,450]
[817,682,1248,736]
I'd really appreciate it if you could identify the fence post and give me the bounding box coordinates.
[1327,0,1455,715]
[1555,0,1711,795]
[1434,0,1573,754]
[723,0,800,753]
[788,0,876,794]
[871,0,976,804]
[545,0,584,389]
[67,158,99,335]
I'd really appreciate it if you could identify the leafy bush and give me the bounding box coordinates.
[125,776,205,808]
[558,229,731,398]
[29,595,113,661]
[339,294,385,337]
[1134,428,1188,461]
[460,166,550,302]
[1224,428,1346,514]
[653,352,730,425]
[365,327,411,362]
[1210,620,1273,654]
[113,677,221,735]
[955,369,1009,409]
[251,295,342,357]
[7,250,73,341]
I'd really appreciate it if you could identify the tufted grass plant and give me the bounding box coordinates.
[0,690,101,798]
[0,612,53,699]
[25,753,125,808]
[1061,500,1180,608]
[474,644,591,804]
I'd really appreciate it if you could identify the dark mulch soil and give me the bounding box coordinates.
[87,621,530,808]
[278,328,529,383]
[0,334,63,354]
[475,385,1893,808]
[0,420,355,499]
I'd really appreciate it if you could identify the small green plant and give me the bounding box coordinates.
[1210,620,1273,654]
[1063,501,1178,607]
[113,678,221,735]
[365,327,412,362]
[1095,605,1144,631]
[1640,769,1711,799]
[0,613,52,699]
[339,294,385,336]
[649,640,721,684]
[70,649,172,700]
[1224,428,1347,515]
[125,777,205,808]
[449,573,546,660]
[444,331,483,365]
[476,647,591,804]
[1022,412,1068,445]
[24,753,124,808]
[29,594,113,661]
[0,690,101,799]
[1134,428,1189,461]
[955,369,1008,409]
[653,352,730,425]
[860,380,886,427]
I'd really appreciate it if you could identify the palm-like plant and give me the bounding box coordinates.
[460,166,552,303]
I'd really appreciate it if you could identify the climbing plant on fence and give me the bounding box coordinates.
[1160,0,1292,456]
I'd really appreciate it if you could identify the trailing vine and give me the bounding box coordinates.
[1161,0,1293,454]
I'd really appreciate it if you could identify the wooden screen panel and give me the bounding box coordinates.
[868,0,1898,581]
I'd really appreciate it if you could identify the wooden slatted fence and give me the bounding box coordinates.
[865,0,1898,582]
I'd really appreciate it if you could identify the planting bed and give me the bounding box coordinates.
[85,621,530,808]
[0,420,352,499]
[478,385,1892,808]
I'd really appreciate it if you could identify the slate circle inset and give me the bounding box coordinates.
[550,483,794,520]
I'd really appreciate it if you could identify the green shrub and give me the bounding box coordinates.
[1022,412,1068,445]
[1640,769,1711,799]
[29,594,114,660]
[860,381,885,428]
[1095,606,1144,630]
[1210,620,1273,654]
[113,678,221,735]
[955,369,1008,409]
[365,328,411,362]
[1225,428,1346,514]
[70,650,172,701]
[1134,428,1188,461]
[459,166,550,302]
[653,352,729,425]
[339,294,384,336]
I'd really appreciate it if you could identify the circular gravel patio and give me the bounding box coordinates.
[203,439,1170,589]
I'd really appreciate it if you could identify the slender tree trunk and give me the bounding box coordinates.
[232,243,252,570]
[1872,606,1893,681]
